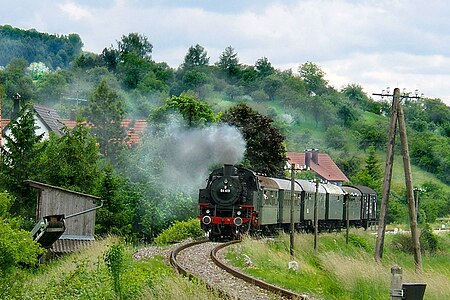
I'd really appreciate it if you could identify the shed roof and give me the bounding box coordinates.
[25,180,101,201]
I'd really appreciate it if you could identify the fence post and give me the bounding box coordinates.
[390,265,403,299]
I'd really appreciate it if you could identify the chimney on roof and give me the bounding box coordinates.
[305,149,311,169]
[12,93,21,119]
[312,148,319,165]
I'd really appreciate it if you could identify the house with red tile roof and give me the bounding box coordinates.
[287,149,349,185]
[63,119,148,147]
[1,104,147,147]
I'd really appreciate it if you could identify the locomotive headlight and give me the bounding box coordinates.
[236,211,241,216]
[234,217,243,226]
[202,216,212,225]
[206,209,210,214]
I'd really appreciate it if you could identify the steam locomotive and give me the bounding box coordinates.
[198,164,377,240]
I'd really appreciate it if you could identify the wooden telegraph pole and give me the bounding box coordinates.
[375,88,399,262]
[290,163,295,258]
[314,178,319,252]
[374,87,422,272]
[397,97,422,272]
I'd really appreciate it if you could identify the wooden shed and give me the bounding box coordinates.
[26,180,102,254]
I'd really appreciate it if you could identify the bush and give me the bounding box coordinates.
[153,218,204,245]
[390,233,413,253]
[420,224,439,255]
[348,233,371,251]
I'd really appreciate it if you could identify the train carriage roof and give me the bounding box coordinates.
[354,185,377,195]
[270,177,303,192]
[341,185,362,196]
[295,179,317,193]
[322,183,346,195]
[259,176,303,192]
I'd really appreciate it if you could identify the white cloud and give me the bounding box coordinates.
[58,1,93,21]
[1,0,450,105]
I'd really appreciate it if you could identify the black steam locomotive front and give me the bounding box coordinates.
[198,164,259,240]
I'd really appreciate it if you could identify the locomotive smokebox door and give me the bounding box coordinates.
[210,175,242,206]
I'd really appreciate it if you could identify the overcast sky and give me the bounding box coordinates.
[2,0,450,105]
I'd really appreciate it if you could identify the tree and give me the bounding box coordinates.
[337,104,358,127]
[341,84,370,108]
[117,32,153,60]
[216,46,240,77]
[1,58,34,102]
[95,167,134,237]
[352,146,382,191]
[221,103,286,176]
[117,52,154,89]
[35,70,69,104]
[101,47,120,71]
[182,44,209,69]
[85,79,126,164]
[325,125,347,149]
[255,57,275,78]
[37,124,101,194]
[160,93,216,127]
[262,74,283,101]
[355,122,387,151]
[298,61,328,96]
[0,192,43,297]
[0,103,43,218]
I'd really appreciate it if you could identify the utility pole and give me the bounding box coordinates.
[397,98,422,272]
[290,163,295,258]
[373,87,423,272]
[375,87,399,262]
[314,178,319,252]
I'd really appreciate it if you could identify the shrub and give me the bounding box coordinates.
[420,223,439,255]
[153,218,204,245]
[390,233,413,253]
[104,243,126,299]
[348,233,371,251]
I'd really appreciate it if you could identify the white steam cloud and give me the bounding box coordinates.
[163,123,246,192]
[138,120,246,195]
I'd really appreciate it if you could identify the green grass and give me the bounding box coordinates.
[226,231,450,300]
[6,236,223,300]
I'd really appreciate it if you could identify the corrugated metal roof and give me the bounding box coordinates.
[50,238,93,254]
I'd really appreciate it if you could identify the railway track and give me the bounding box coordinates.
[170,238,309,300]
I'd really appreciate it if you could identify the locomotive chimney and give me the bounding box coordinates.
[223,164,235,177]
[312,148,319,165]
[304,149,311,169]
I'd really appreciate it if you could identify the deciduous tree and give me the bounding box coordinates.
[221,103,286,176]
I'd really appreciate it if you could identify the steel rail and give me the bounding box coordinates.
[210,240,307,300]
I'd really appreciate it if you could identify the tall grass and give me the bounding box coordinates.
[10,235,223,300]
[226,231,450,300]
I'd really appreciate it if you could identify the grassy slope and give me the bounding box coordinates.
[227,232,450,300]
[8,236,222,300]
